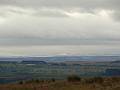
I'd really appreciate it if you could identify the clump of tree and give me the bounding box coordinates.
[67,75,81,82]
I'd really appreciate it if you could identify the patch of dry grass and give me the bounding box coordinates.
[0,76,120,90]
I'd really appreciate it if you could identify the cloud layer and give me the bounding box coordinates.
[0,0,120,56]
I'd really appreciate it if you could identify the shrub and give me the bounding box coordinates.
[24,79,41,84]
[51,78,56,82]
[19,81,24,85]
[85,77,104,84]
[35,79,40,83]
[67,75,81,82]
[111,77,120,82]
[93,77,104,83]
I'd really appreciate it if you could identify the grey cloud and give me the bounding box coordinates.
[0,0,120,44]
[0,0,115,8]
[0,13,119,38]
[0,37,120,46]
[0,12,120,46]
[0,0,120,56]
[33,9,68,17]
[0,0,119,10]
[0,0,120,20]
[111,11,120,21]
[0,6,69,18]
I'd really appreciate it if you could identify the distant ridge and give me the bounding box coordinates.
[111,60,120,63]
[0,56,120,62]
[21,60,47,64]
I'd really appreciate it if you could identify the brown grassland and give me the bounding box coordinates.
[0,76,120,90]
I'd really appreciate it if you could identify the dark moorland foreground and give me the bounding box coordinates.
[0,76,120,90]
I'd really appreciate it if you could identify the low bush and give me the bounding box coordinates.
[19,81,24,85]
[85,77,104,84]
[51,78,56,82]
[67,75,81,82]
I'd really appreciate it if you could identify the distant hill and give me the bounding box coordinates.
[0,56,120,63]
[63,61,97,65]
[111,60,120,63]
[0,61,18,64]
[103,69,120,76]
[21,61,47,64]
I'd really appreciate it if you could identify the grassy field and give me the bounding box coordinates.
[0,62,119,80]
[0,76,120,90]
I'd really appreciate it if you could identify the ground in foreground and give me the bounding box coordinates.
[0,77,120,90]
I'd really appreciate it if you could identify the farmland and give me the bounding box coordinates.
[0,56,120,84]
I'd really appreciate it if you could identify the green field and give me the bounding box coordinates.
[0,61,120,83]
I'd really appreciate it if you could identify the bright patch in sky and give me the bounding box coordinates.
[0,17,6,24]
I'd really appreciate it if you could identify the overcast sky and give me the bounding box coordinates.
[0,0,120,56]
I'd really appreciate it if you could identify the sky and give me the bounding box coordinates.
[0,0,120,56]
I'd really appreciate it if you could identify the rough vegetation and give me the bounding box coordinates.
[0,76,120,90]
[67,75,81,82]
